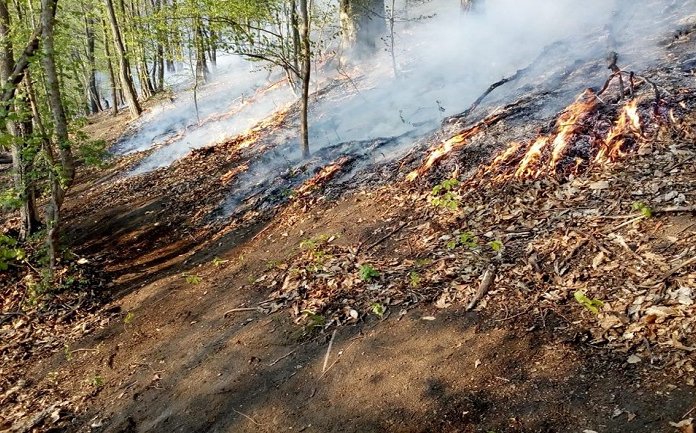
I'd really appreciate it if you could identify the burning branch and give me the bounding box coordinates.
[407,97,533,181]
[296,156,351,196]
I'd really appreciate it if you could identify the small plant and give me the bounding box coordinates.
[459,232,478,249]
[430,178,460,210]
[124,311,135,325]
[266,259,283,270]
[302,310,326,329]
[64,344,73,361]
[184,273,202,285]
[359,264,380,281]
[212,257,228,267]
[489,240,504,253]
[574,291,604,314]
[632,201,653,218]
[0,188,22,210]
[371,302,386,318]
[0,234,25,271]
[89,375,104,388]
[446,231,479,250]
[408,271,422,288]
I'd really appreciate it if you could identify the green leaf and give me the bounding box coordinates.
[489,240,504,253]
[574,291,604,314]
[370,302,386,318]
[359,264,380,281]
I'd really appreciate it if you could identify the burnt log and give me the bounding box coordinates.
[0,152,12,164]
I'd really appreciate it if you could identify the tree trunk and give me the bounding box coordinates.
[84,13,100,114]
[194,17,208,83]
[102,17,119,115]
[41,0,75,269]
[340,0,385,57]
[0,0,38,239]
[298,0,310,158]
[461,0,484,14]
[104,0,141,118]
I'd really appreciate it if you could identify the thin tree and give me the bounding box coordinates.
[104,0,142,118]
[298,0,310,158]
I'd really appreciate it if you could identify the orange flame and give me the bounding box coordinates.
[595,99,641,162]
[296,157,350,196]
[514,137,549,178]
[407,125,485,181]
[549,94,597,168]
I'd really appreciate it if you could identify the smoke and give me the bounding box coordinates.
[115,0,696,194]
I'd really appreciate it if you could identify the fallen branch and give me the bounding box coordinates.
[268,349,296,366]
[466,264,497,311]
[231,407,262,426]
[640,256,696,288]
[321,329,337,373]
[361,222,408,253]
[658,205,696,213]
[223,307,261,317]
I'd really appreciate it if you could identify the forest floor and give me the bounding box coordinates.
[3,28,696,433]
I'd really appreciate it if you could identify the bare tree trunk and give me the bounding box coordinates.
[0,0,38,239]
[340,0,386,57]
[84,12,101,113]
[298,0,310,158]
[461,0,483,14]
[104,0,141,118]
[41,0,75,269]
[102,17,119,115]
[194,17,208,83]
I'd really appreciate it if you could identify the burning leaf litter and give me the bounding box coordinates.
[248,87,696,375]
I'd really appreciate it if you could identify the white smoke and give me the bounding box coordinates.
[116,0,696,178]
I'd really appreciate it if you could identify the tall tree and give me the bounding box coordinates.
[41,0,77,268]
[104,0,141,118]
[0,0,39,239]
[298,0,310,158]
[339,0,386,57]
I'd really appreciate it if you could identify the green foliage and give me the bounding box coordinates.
[632,201,653,218]
[408,271,422,288]
[0,188,23,211]
[459,232,479,249]
[447,231,480,250]
[64,344,73,361]
[489,240,504,253]
[370,302,386,318]
[0,235,26,271]
[89,375,104,388]
[300,235,333,271]
[430,178,460,210]
[302,310,326,329]
[184,273,202,285]
[212,257,229,267]
[77,139,109,167]
[124,311,135,325]
[359,264,380,281]
[574,291,604,314]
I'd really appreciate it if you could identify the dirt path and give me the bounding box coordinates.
[17,187,693,433]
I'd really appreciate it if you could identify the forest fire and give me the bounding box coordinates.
[406,125,484,181]
[296,156,351,196]
[408,84,664,186]
[594,99,642,163]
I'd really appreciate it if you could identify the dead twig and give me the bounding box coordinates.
[466,265,497,311]
[223,307,261,317]
[640,256,696,288]
[268,349,296,366]
[362,222,408,253]
[321,329,337,373]
[231,407,262,426]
